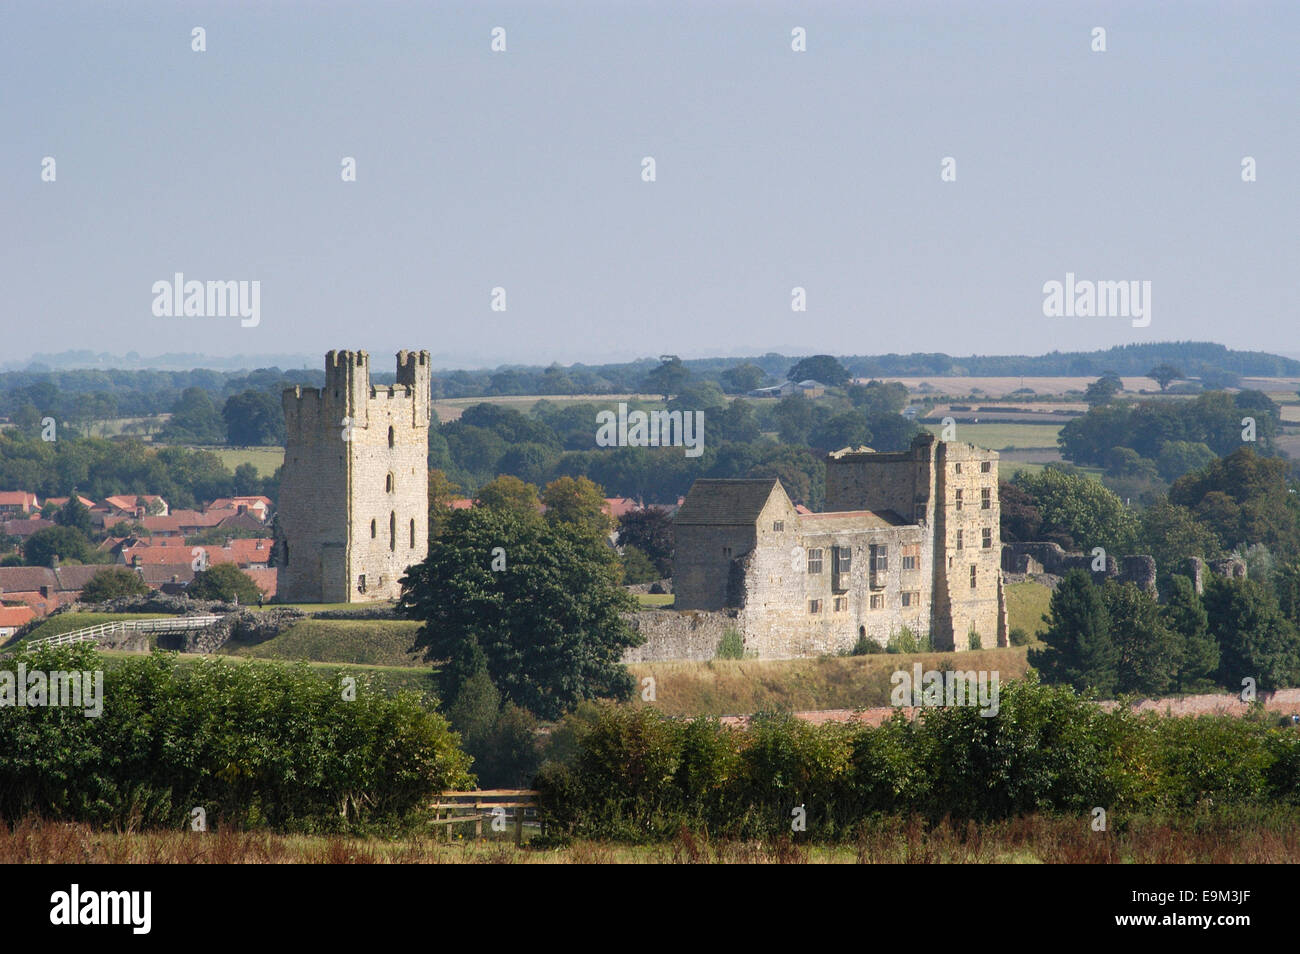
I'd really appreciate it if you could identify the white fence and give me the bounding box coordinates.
[23,615,226,650]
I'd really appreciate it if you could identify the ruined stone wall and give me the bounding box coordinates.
[621,608,743,662]
[673,523,760,610]
[738,519,931,656]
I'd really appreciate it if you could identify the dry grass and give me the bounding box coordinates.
[5,813,1297,863]
[625,649,1031,717]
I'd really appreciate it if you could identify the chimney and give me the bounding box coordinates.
[50,555,59,570]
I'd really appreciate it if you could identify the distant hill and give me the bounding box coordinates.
[7,341,1298,379]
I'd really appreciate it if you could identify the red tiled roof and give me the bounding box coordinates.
[602,497,641,518]
[244,567,277,598]
[123,537,273,568]
[0,491,39,509]
[0,605,36,628]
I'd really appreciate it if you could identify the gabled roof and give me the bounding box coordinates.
[2,518,55,537]
[53,565,104,590]
[0,567,58,592]
[675,478,784,526]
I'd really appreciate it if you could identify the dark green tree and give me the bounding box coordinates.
[616,507,674,577]
[222,390,286,446]
[1147,363,1183,391]
[54,495,94,536]
[187,563,262,603]
[1203,576,1300,691]
[642,355,690,399]
[1160,575,1218,694]
[23,526,93,566]
[1028,570,1118,695]
[1102,581,1178,695]
[786,355,849,387]
[80,566,151,602]
[399,506,642,719]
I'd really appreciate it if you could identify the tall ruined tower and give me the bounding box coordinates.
[824,433,1006,650]
[276,350,431,602]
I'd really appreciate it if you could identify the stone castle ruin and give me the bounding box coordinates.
[275,350,430,602]
[630,434,1008,661]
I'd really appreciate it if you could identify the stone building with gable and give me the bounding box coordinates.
[275,350,431,602]
[638,433,1006,659]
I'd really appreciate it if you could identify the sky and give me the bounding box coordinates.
[3,1,1297,369]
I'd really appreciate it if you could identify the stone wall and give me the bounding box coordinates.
[622,608,743,663]
[1004,544,1239,597]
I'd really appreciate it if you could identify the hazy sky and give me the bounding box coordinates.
[4,1,1297,369]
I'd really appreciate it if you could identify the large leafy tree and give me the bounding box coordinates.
[54,495,94,536]
[159,387,225,444]
[1028,570,1118,695]
[642,355,690,399]
[786,355,849,387]
[187,563,262,603]
[617,507,674,577]
[1147,363,1183,391]
[1170,447,1300,556]
[24,526,94,566]
[80,566,151,602]
[399,506,642,719]
[541,475,614,538]
[222,390,286,446]
[1013,467,1137,553]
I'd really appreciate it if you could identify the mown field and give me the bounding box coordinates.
[922,421,1063,453]
[1005,581,1052,638]
[209,446,284,476]
[220,618,425,668]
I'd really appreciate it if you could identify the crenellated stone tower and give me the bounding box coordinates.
[276,350,430,602]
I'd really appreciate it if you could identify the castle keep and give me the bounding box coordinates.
[276,350,430,602]
[648,434,1006,659]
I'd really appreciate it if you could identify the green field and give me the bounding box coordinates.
[220,618,425,668]
[923,421,1063,450]
[1005,581,1052,638]
[210,446,284,476]
[634,593,674,607]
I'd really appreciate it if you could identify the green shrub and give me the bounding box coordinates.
[716,627,746,660]
[1009,627,1031,647]
[851,632,884,655]
[968,630,983,650]
[0,645,472,833]
[885,626,931,654]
